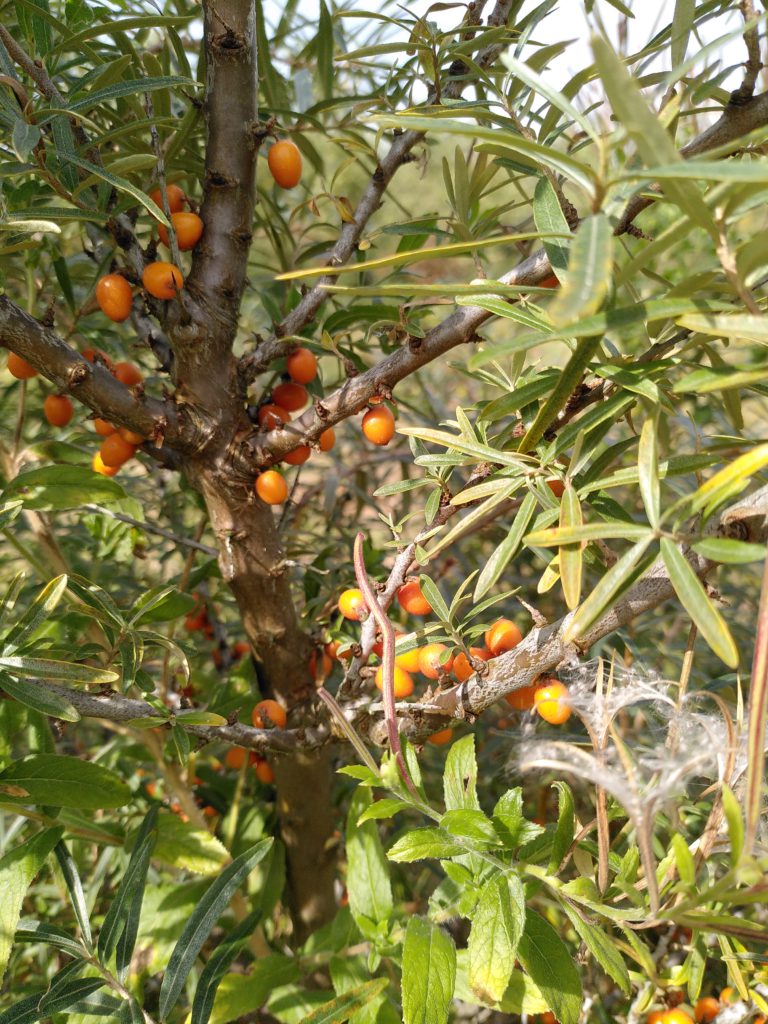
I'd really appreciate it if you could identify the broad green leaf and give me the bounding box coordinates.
[548,781,574,873]
[564,536,655,643]
[0,755,130,809]
[158,839,273,1020]
[559,485,583,610]
[301,979,389,1024]
[561,904,630,995]
[4,465,125,511]
[0,828,63,982]
[690,538,766,564]
[549,214,613,327]
[0,674,79,721]
[660,538,738,666]
[492,789,544,849]
[454,951,548,1014]
[532,176,572,285]
[1,574,67,652]
[402,917,456,1024]
[526,523,651,545]
[518,910,582,1024]
[474,491,537,601]
[443,735,480,811]
[388,828,466,863]
[467,873,525,1004]
[440,809,500,846]
[591,36,715,237]
[191,910,263,1024]
[356,798,409,824]
[638,416,661,527]
[345,788,393,932]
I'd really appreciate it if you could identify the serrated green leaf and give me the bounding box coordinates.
[388,828,466,862]
[356,798,409,824]
[402,916,456,1024]
[518,910,582,1024]
[444,735,480,811]
[0,755,129,809]
[440,809,500,846]
[561,903,630,995]
[468,873,525,1004]
[346,788,393,932]
[301,979,389,1024]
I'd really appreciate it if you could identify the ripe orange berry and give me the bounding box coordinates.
[362,405,395,446]
[541,1014,558,1024]
[258,404,290,430]
[233,641,250,658]
[99,433,137,468]
[319,427,335,451]
[418,643,453,680]
[286,347,317,384]
[540,274,560,288]
[255,470,288,505]
[395,642,422,674]
[324,640,341,660]
[81,347,113,369]
[7,352,37,379]
[309,648,333,680]
[546,478,565,498]
[427,727,453,746]
[283,445,311,466]
[113,361,143,387]
[149,183,186,213]
[534,681,572,725]
[142,261,184,300]
[338,588,365,620]
[184,607,208,632]
[267,139,302,189]
[397,580,432,616]
[92,451,119,477]
[374,664,414,698]
[485,618,523,656]
[43,394,73,427]
[94,418,117,436]
[453,647,490,682]
[252,699,287,729]
[118,426,145,445]
[664,1012,694,1024]
[694,998,721,1023]
[158,211,204,251]
[719,990,735,1005]
[254,757,275,785]
[225,747,249,771]
[505,683,539,711]
[647,1013,667,1024]
[272,382,309,412]
[96,274,133,322]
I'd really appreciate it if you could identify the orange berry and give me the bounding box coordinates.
[267,139,302,189]
[225,747,248,771]
[374,664,414,698]
[286,347,317,384]
[92,451,119,477]
[453,647,490,682]
[485,618,523,656]
[647,1013,667,1024]
[233,641,250,658]
[254,757,275,785]
[96,274,133,322]
[318,427,335,451]
[395,642,422,674]
[255,470,288,505]
[418,643,453,680]
[81,347,113,369]
[113,361,143,387]
[283,444,311,466]
[142,261,184,300]
[118,426,145,445]
[7,352,37,379]
[149,183,186,213]
[427,727,453,746]
[546,478,565,498]
[272,381,309,412]
[43,394,73,427]
[93,418,116,436]
[324,640,341,660]
[362,404,395,446]
[184,607,208,632]
[338,588,365,621]
[664,1012,694,1024]
[258,404,290,430]
[397,580,432,616]
[541,1014,558,1024]
[719,990,735,1005]
[540,274,560,288]
[534,681,572,725]
[309,648,333,680]
[505,683,539,711]
[100,433,137,468]
[694,999,721,1023]
[252,699,287,730]
[158,211,204,251]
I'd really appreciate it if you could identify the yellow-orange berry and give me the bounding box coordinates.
[362,405,395,446]
[397,580,432,616]
[255,470,288,505]
[100,433,137,468]
[43,394,73,427]
[534,681,572,725]
[253,757,275,785]
[427,727,453,746]
[149,183,186,213]
[272,382,309,412]
[268,139,302,189]
[96,274,133,322]
[113,361,143,386]
[694,999,721,1024]
[418,643,453,680]
[338,588,365,620]
[142,261,184,300]
[252,699,287,729]
[158,211,204,251]
[287,347,317,384]
[319,427,335,451]
[505,683,539,711]
[485,618,522,656]
[453,647,490,682]
[92,452,119,477]
[7,352,37,379]
[374,664,414,698]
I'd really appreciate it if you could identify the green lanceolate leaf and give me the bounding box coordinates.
[559,485,583,610]
[191,910,263,1024]
[561,903,630,994]
[0,656,119,685]
[638,416,661,527]
[518,910,583,1024]
[0,674,79,721]
[302,979,389,1024]
[0,827,63,982]
[467,872,525,1004]
[532,176,572,285]
[659,538,738,666]
[474,491,537,601]
[402,916,457,1024]
[1,574,67,652]
[0,755,130,809]
[549,213,613,327]
[98,806,158,967]
[345,787,393,934]
[54,841,92,946]
[443,735,480,811]
[158,838,273,1020]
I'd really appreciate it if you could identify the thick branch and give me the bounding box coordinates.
[0,295,193,451]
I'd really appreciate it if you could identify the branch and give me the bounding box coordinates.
[241,0,517,376]
[368,484,768,742]
[0,296,193,452]
[731,0,762,104]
